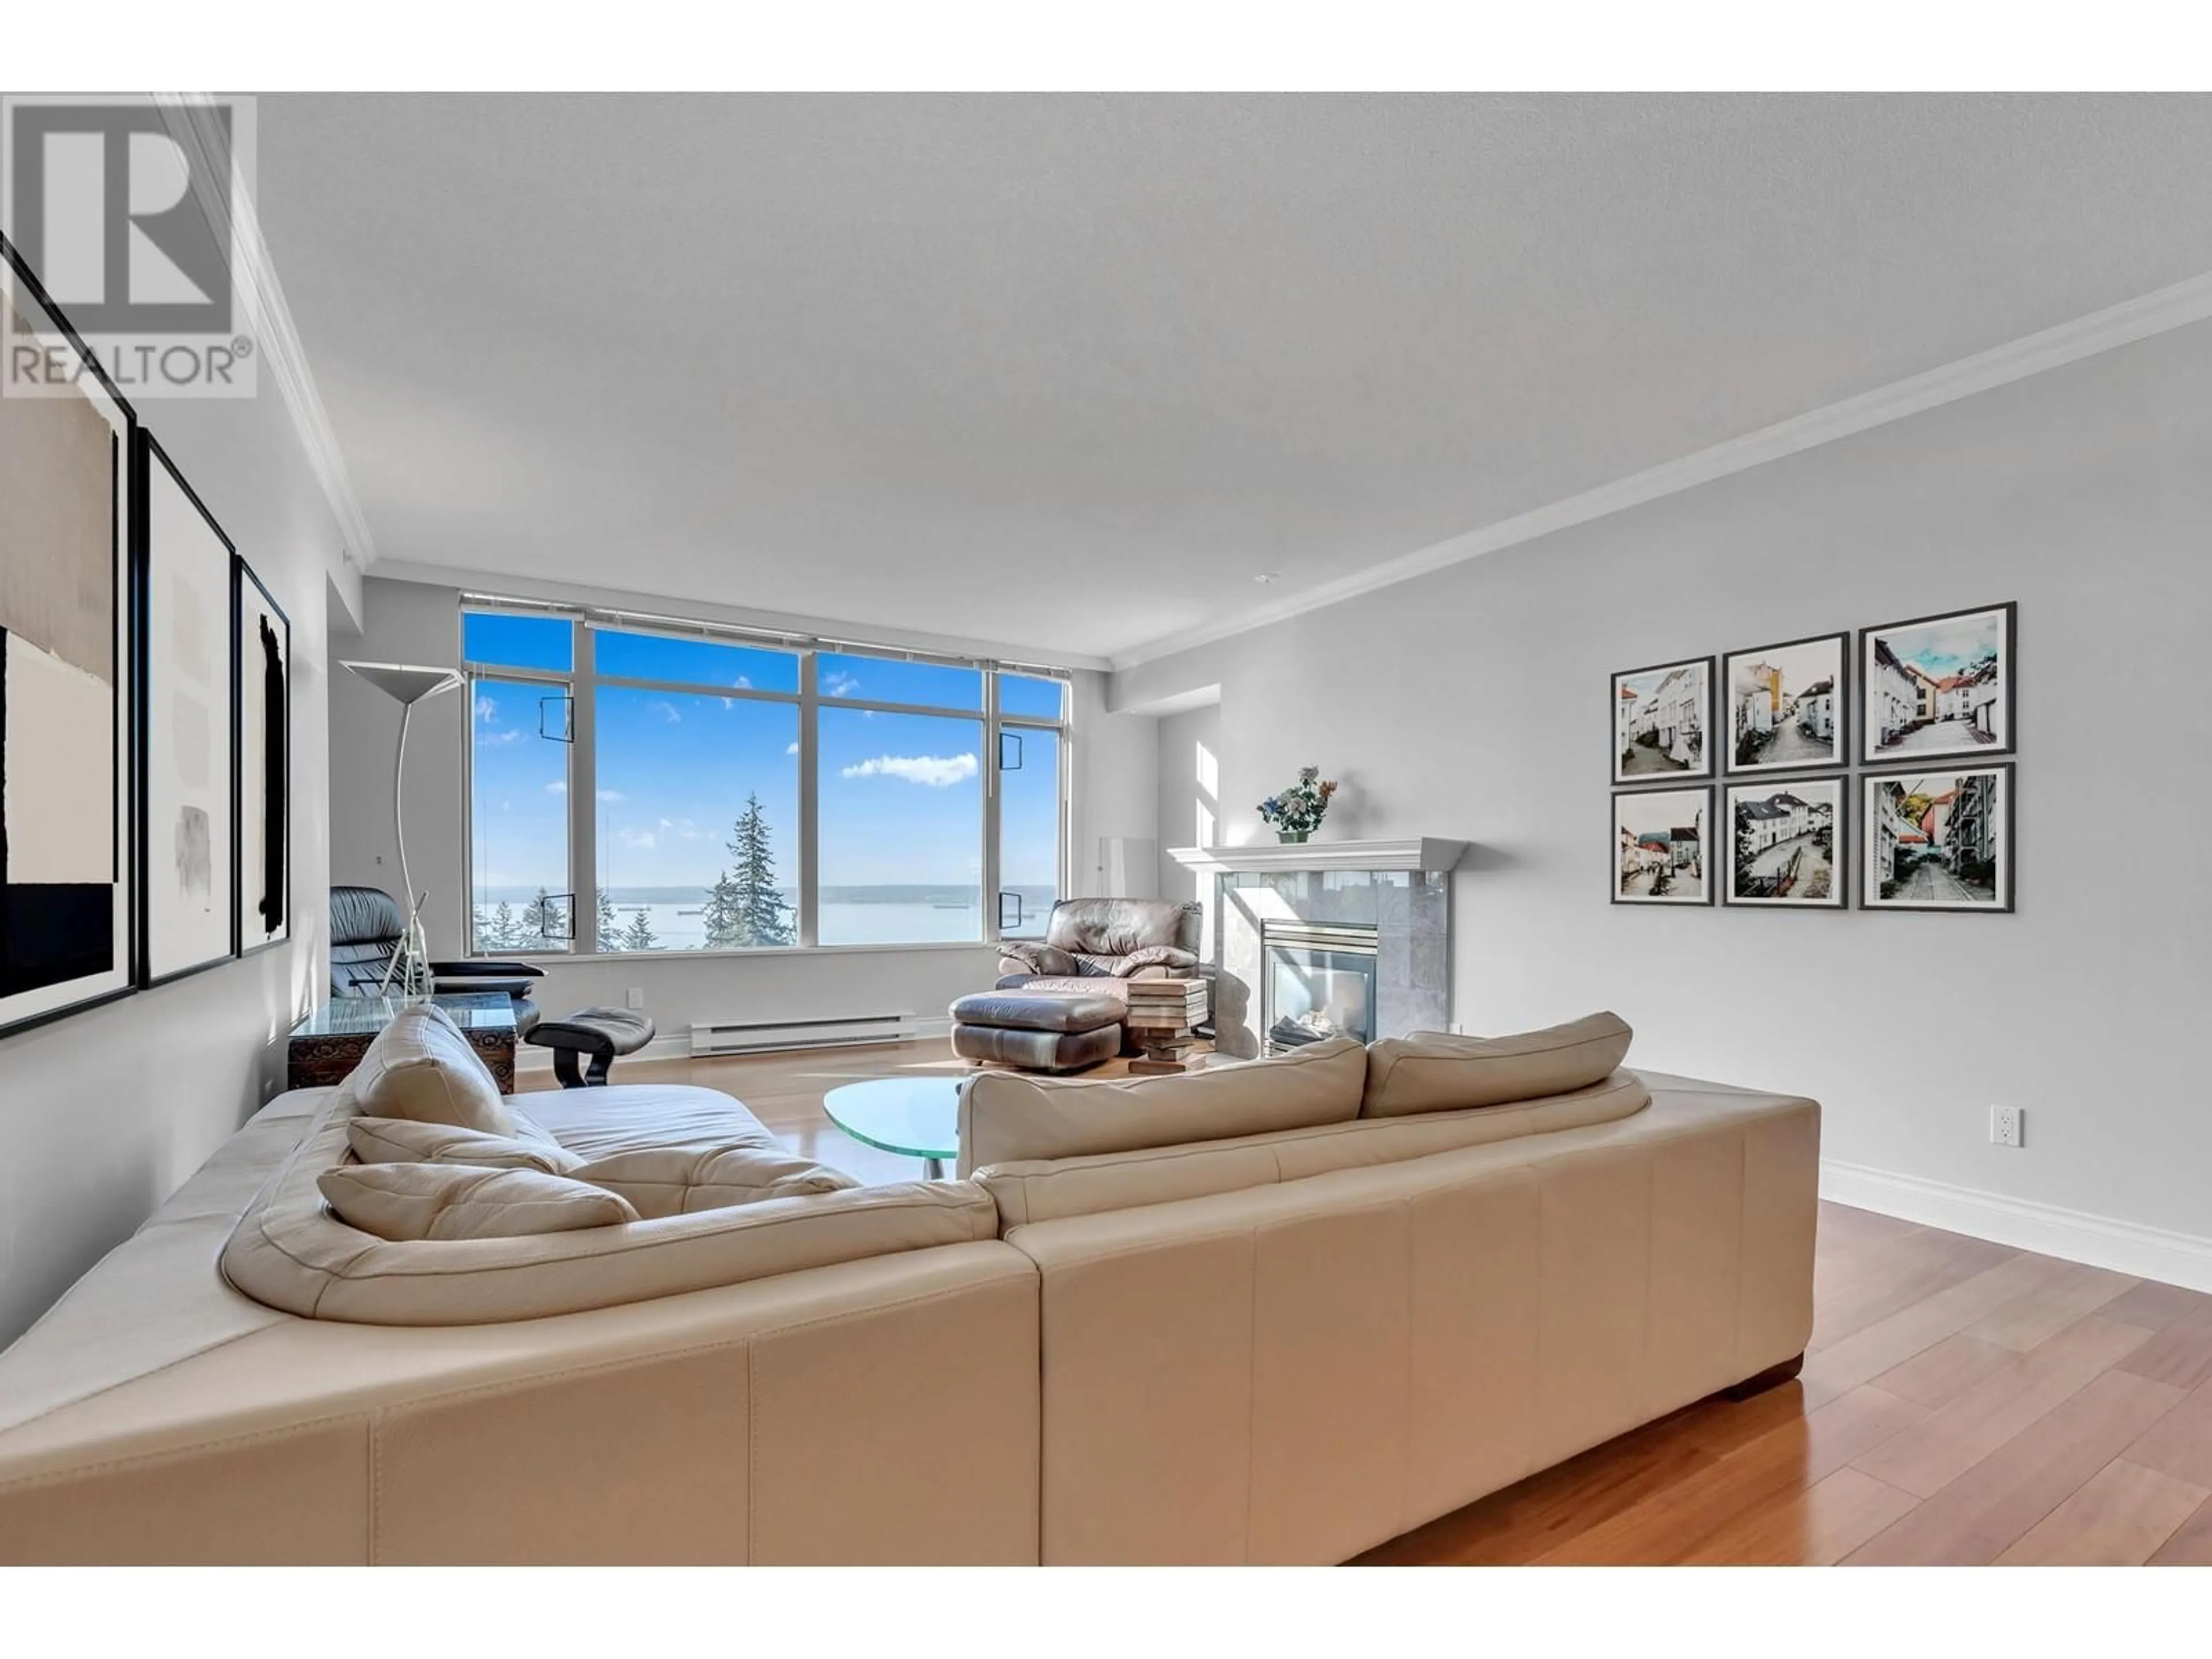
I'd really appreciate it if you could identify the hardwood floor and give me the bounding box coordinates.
[522,1041,2212,1566]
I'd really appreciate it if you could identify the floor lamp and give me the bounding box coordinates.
[341,661,464,997]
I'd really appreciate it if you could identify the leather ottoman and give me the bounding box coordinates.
[949,991,1123,1074]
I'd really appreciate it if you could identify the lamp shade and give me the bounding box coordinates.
[342,661,464,704]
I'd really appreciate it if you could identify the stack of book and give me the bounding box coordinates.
[1123,977,1209,1074]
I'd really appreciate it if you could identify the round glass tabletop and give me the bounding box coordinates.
[821,1075,963,1176]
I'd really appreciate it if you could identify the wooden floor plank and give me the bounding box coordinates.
[1868,1333,2018,1410]
[1679,1467,1922,1567]
[1799,1251,2088,1406]
[1533,1385,1926,1564]
[1810,1227,2020,1353]
[1844,1370,2186,1565]
[1994,1459,2209,1566]
[2146,1494,2212,1565]
[1964,1260,2141,1351]
[1851,1315,2155,1498]
[2121,1375,2212,1490]
[2115,1309,2212,1393]
[2101,1279,2212,1333]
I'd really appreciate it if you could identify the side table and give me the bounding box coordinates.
[287,993,521,1093]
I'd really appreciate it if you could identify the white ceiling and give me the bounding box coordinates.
[257,93,2212,664]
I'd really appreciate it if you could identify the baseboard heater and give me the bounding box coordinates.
[690,1011,935,1057]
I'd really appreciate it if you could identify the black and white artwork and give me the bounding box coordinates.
[1861,603,2015,763]
[1613,786,1713,906]
[236,558,289,952]
[1613,656,1714,782]
[139,433,237,982]
[1,241,137,1038]
[1862,766,2014,913]
[1725,632,1847,775]
[1726,777,1845,908]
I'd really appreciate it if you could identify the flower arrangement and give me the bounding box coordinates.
[1257,766,1339,843]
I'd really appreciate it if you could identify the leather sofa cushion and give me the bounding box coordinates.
[343,1003,514,1135]
[1361,1012,1634,1118]
[569,1144,861,1218]
[957,1035,1365,1176]
[515,1083,780,1161]
[950,992,1123,1033]
[997,941,1080,977]
[347,1115,582,1176]
[1043,897,1201,958]
[977,1070,1651,1226]
[318,1163,639,1241]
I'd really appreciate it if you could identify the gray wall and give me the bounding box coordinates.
[1156,702,1222,903]
[0,391,343,1344]
[1116,319,2212,1253]
[329,577,1161,1048]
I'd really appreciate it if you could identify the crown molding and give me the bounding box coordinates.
[154,94,378,577]
[1111,268,2212,673]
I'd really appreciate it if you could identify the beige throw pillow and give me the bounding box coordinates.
[569,1143,861,1218]
[318,1162,638,1241]
[1361,1012,1634,1118]
[347,1115,584,1176]
[958,1034,1368,1175]
[346,1003,514,1135]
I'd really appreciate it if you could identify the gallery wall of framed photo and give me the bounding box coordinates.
[1612,603,2015,916]
[0,233,293,1041]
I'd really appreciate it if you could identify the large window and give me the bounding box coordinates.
[462,605,1069,955]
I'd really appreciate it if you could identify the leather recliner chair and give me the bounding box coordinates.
[991,897,1205,999]
[328,886,544,1032]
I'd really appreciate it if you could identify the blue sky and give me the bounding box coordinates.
[465,615,1060,901]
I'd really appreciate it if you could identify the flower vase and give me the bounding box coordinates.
[1278,830,1310,844]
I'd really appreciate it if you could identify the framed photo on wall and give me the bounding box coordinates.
[1724,632,1847,775]
[1,236,138,1039]
[1613,786,1714,906]
[137,431,238,984]
[1612,656,1714,783]
[1861,764,2014,913]
[1860,602,2015,764]
[1725,776,1845,908]
[235,556,290,954]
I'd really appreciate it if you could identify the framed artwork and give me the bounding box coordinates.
[137,432,238,983]
[1724,632,1847,775]
[1613,786,1713,906]
[1860,602,2015,764]
[235,556,290,953]
[1861,764,2014,913]
[0,236,138,1039]
[1725,776,1845,909]
[1613,656,1714,782]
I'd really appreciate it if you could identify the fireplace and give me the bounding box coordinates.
[1261,921,1380,1055]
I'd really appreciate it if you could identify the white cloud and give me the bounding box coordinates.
[596,789,625,802]
[658,817,675,831]
[840,752,978,787]
[479,728,522,745]
[823,671,861,698]
[785,741,800,755]
[544,781,566,795]
[650,701,681,724]
[475,695,496,722]
[619,828,657,850]
[733,675,751,690]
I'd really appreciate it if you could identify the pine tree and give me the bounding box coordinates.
[704,793,795,947]
[521,887,557,945]
[597,887,618,949]
[481,900,520,950]
[620,908,659,951]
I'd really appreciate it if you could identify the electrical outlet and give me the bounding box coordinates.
[1991,1105,2023,1148]
[626,986,645,1011]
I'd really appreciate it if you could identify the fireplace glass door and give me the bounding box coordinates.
[1262,922,1380,1054]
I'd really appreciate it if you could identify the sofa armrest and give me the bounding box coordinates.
[431,959,546,980]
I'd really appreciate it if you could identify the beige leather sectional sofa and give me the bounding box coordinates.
[0,1013,1819,1565]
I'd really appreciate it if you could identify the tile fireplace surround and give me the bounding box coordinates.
[1170,839,1467,1060]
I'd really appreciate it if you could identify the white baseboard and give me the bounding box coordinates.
[1821,1160,2212,1295]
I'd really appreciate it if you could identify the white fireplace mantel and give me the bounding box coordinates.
[1169,837,1468,876]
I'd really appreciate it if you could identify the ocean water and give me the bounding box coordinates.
[474,887,1054,951]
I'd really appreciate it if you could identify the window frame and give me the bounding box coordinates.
[459,602,1069,957]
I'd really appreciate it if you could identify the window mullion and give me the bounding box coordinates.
[798,652,820,949]
[983,669,1003,944]
[570,629,597,953]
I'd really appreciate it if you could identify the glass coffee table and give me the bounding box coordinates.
[821,1076,962,1179]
